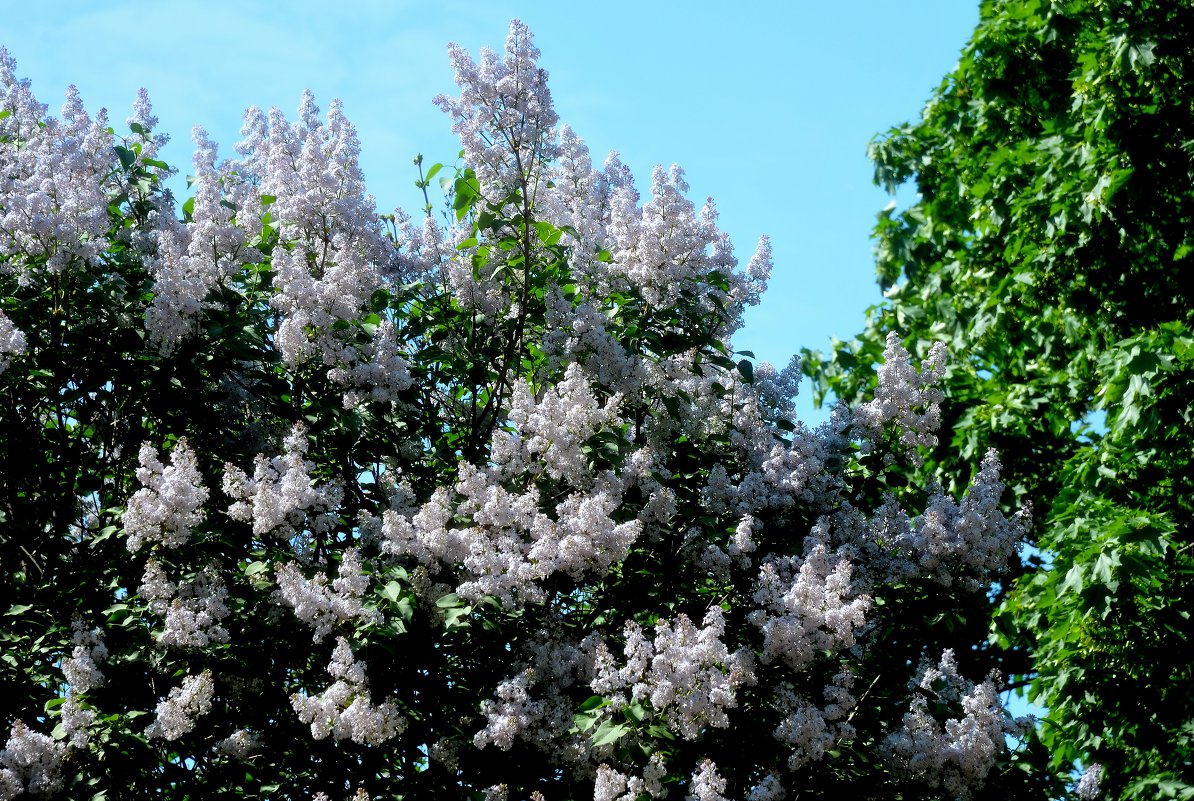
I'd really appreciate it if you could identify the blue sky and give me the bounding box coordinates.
[1,1,979,422]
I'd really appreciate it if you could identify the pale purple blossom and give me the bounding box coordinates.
[853,332,947,454]
[223,424,342,542]
[382,462,641,606]
[474,670,544,750]
[0,312,24,374]
[878,451,1029,589]
[139,559,230,648]
[594,756,669,801]
[0,720,65,799]
[435,20,559,197]
[274,548,381,641]
[145,126,253,352]
[686,759,729,801]
[0,56,113,278]
[592,608,753,741]
[749,543,871,670]
[1075,763,1103,800]
[62,623,107,693]
[234,93,412,404]
[771,671,857,770]
[60,693,94,749]
[215,729,259,761]
[146,670,215,741]
[745,773,785,801]
[291,637,404,744]
[884,651,1021,799]
[124,439,209,552]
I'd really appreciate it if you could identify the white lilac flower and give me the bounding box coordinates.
[290,637,404,745]
[1075,763,1103,800]
[62,622,107,693]
[748,543,871,670]
[234,92,409,405]
[145,126,253,352]
[215,729,258,761]
[592,608,752,741]
[124,439,209,552]
[877,450,1029,589]
[0,312,25,375]
[0,55,113,279]
[139,560,231,648]
[592,756,670,801]
[0,720,67,798]
[686,759,729,801]
[223,424,342,542]
[146,670,215,741]
[435,20,559,199]
[883,652,1020,799]
[473,670,544,751]
[745,773,785,801]
[60,692,94,749]
[853,332,947,452]
[382,459,640,607]
[126,87,169,156]
[274,548,381,641]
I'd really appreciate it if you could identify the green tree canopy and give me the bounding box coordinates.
[807,1,1194,798]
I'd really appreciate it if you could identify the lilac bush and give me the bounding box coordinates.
[0,22,1051,801]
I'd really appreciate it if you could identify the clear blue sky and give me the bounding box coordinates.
[1,0,979,423]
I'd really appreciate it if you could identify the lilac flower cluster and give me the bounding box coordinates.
[593,755,669,801]
[1,49,112,279]
[145,127,253,352]
[435,20,559,198]
[62,623,107,693]
[124,439,209,552]
[853,332,948,455]
[290,637,404,745]
[145,670,215,741]
[234,93,412,403]
[139,559,230,648]
[214,729,258,761]
[749,543,871,670]
[1075,763,1103,800]
[0,721,66,800]
[0,311,23,374]
[865,450,1030,589]
[593,608,754,741]
[884,650,1025,799]
[770,669,858,770]
[686,759,730,801]
[274,547,381,641]
[223,424,342,544]
[381,419,642,605]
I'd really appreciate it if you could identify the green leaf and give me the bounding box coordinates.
[244,561,270,577]
[578,695,610,713]
[436,593,465,609]
[590,719,630,747]
[624,701,647,723]
[737,359,754,383]
[113,145,136,170]
[378,580,403,603]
